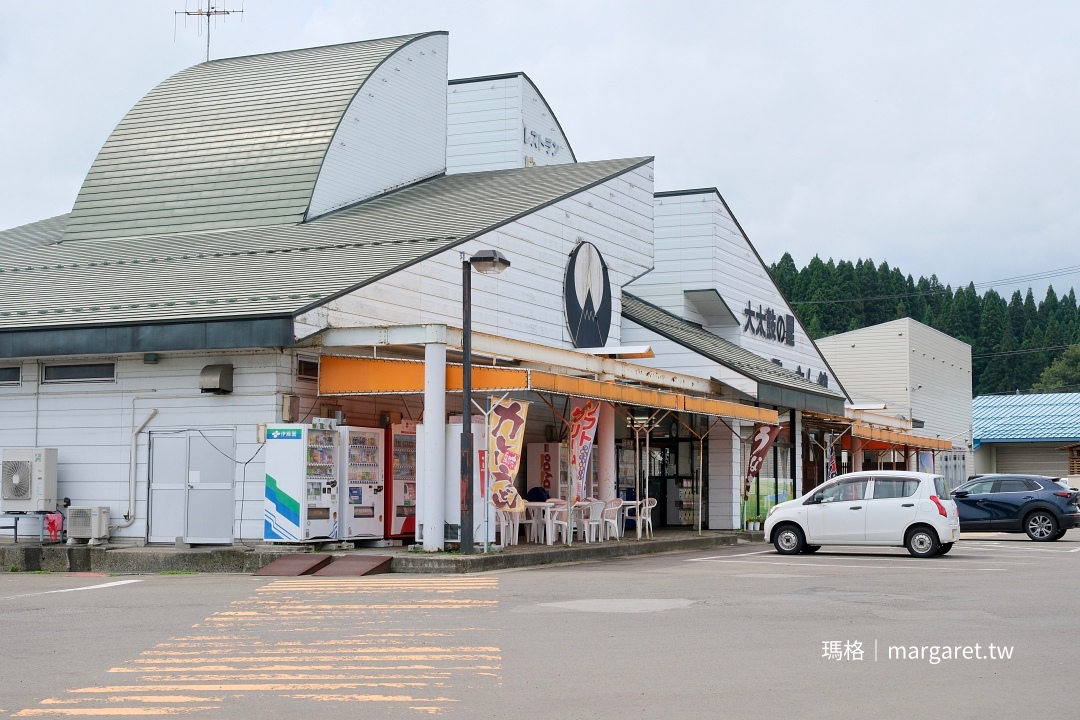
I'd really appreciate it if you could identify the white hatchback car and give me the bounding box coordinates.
[763,471,960,557]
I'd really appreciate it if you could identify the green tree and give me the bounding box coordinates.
[1033,345,1080,391]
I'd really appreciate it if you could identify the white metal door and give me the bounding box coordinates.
[185,432,236,544]
[148,433,187,543]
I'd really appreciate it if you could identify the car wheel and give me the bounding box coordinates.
[1051,529,1067,541]
[937,542,953,555]
[803,545,822,554]
[1025,511,1058,542]
[773,524,805,555]
[905,526,940,558]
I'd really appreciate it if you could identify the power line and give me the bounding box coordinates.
[972,343,1078,359]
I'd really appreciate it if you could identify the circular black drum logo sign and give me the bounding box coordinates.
[563,242,612,348]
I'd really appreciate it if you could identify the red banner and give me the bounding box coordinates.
[743,424,782,499]
[568,398,602,502]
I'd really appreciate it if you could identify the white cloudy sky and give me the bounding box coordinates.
[2,0,1078,300]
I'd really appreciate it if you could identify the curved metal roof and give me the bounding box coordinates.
[62,32,445,243]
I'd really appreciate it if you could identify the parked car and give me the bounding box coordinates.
[950,474,1080,541]
[764,471,960,558]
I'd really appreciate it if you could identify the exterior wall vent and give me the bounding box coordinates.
[199,364,234,394]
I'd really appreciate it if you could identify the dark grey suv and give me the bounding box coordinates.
[951,475,1080,541]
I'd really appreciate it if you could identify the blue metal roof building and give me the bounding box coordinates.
[973,393,1080,477]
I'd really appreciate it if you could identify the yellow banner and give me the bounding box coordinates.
[488,397,528,512]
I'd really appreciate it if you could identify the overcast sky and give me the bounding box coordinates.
[2,1,1078,301]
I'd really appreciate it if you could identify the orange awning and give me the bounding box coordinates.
[850,422,953,451]
[319,355,777,424]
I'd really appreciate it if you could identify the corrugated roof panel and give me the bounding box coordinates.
[62,34,439,243]
[973,393,1080,441]
[622,292,843,400]
[0,157,651,330]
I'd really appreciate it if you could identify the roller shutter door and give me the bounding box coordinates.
[995,444,1068,476]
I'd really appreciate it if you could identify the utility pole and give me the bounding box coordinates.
[175,1,244,63]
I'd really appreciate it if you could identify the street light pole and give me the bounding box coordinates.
[460,256,475,553]
[460,249,511,555]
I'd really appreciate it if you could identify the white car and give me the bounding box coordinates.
[763,471,960,558]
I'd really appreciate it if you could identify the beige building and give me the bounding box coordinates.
[816,318,973,486]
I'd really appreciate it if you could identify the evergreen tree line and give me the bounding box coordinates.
[768,253,1080,396]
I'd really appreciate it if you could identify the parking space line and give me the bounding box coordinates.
[694,559,1005,571]
[954,542,1080,554]
[686,550,773,562]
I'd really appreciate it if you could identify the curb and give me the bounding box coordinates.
[0,533,754,575]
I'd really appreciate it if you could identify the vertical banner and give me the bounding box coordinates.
[743,423,782,499]
[488,397,528,512]
[568,398,602,501]
[826,443,838,480]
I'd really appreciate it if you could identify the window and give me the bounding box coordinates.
[934,476,950,497]
[819,478,868,503]
[960,479,994,495]
[42,363,115,383]
[873,479,919,499]
[297,356,319,382]
[0,366,19,384]
[998,479,1038,493]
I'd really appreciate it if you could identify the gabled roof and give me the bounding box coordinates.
[63,33,443,242]
[622,292,847,414]
[973,393,1080,443]
[0,158,650,342]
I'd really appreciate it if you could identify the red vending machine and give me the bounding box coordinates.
[384,421,417,539]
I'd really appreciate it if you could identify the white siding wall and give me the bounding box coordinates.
[816,318,912,414]
[708,419,741,530]
[631,192,838,387]
[446,74,575,175]
[446,77,522,174]
[296,164,655,349]
[520,77,574,168]
[308,34,448,218]
[0,352,290,541]
[908,320,973,458]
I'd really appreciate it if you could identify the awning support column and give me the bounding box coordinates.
[598,402,616,502]
[851,436,863,472]
[422,341,446,552]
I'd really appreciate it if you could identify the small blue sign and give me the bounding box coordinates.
[349,486,363,504]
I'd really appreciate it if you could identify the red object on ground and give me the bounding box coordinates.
[45,513,63,541]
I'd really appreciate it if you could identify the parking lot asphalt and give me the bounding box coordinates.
[0,532,1075,719]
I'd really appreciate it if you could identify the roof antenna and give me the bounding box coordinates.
[174,0,244,63]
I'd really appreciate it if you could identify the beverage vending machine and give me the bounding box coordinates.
[263,419,340,542]
[384,421,417,539]
[338,426,384,540]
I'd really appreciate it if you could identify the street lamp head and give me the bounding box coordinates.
[469,249,511,275]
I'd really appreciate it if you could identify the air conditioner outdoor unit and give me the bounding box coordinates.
[1,448,58,512]
[67,506,110,544]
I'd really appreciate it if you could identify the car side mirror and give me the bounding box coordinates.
[952,490,969,498]
[812,493,825,504]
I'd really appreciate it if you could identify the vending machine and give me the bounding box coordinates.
[384,421,417,539]
[263,419,340,542]
[339,426,384,540]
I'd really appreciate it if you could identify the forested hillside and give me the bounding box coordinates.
[768,253,1080,396]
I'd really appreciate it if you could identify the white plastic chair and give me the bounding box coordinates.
[640,497,657,539]
[496,509,520,546]
[524,505,545,543]
[601,498,624,541]
[550,505,569,544]
[580,500,606,543]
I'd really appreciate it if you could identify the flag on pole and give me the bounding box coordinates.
[826,443,838,480]
[488,397,528,512]
[568,398,602,502]
[743,423,782,499]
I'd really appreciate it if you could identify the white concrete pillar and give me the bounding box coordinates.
[851,436,863,473]
[422,342,446,551]
[597,402,616,501]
